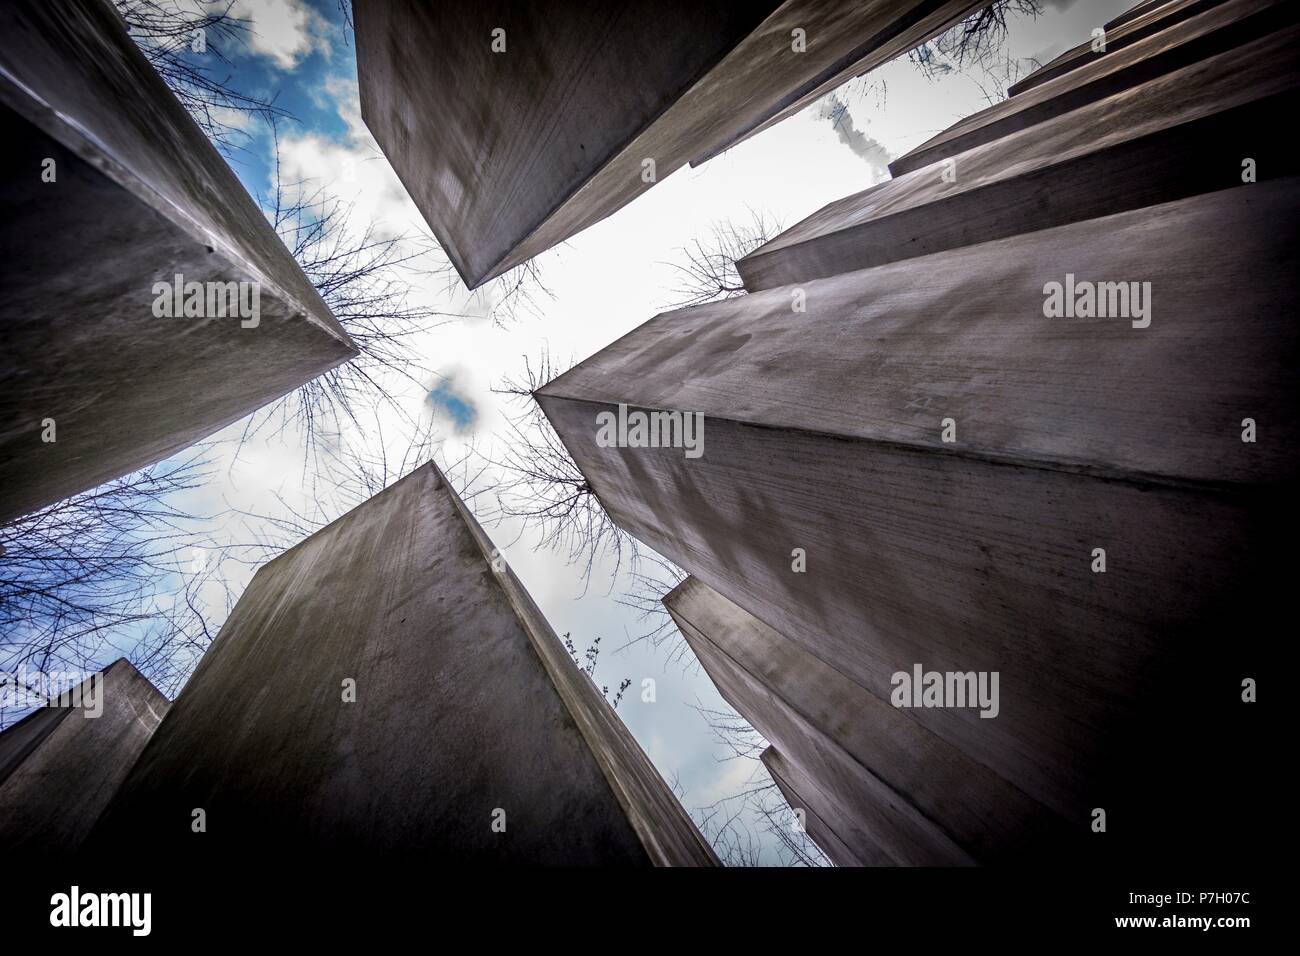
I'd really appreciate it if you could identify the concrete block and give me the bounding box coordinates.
[890,0,1293,176]
[689,1,986,167]
[0,0,357,525]
[667,577,1073,865]
[762,746,886,867]
[539,184,1290,843]
[1010,0,1227,96]
[354,0,991,289]
[88,462,717,865]
[738,22,1299,290]
[1107,0,1179,32]
[0,660,169,854]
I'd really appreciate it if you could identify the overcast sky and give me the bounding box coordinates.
[95,0,1133,863]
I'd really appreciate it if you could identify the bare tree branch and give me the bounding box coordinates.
[687,702,830,867]
[612,552,692,662]
[660,209,782,310]
[0,450,217,723]
[560,633,631,709]
[908,0,1046,96]
[116,0,291,154]
[487,349,641,592]
[228,121,455,490]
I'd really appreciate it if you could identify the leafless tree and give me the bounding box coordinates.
[126,554,240,699]
[611,551,694,663]
[0,424,461,728]
[483,215,769,650]
[488,205,780,593]
[488,350,641,591]
[661,209,782,310]
[235,128,553,500]
[752,785,835,867]
[466,259,555,329]
[695,702,768,762]
[561,633,631,709]
[908,0,1046,99]
[690,765,826,866]
[336,0,354,32]
[226,125,453,490]
[227,414,461,552]
[0,450,215,726]
[115,0,290,153]
[118,3,468,478]
[689,703,830,867]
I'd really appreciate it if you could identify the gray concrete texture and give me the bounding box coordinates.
[761,746,875,867]
[688,0,986,167]
[0,659,169,854]
[890,0,1290,176]
[0,0,357,526]
[737,20,1299,290]
[1107,0,1178,33]
[1010,0,1226,97]
[666,577,1073,865]
[539,183,1290,844]
[354,0,990,289]
[88,462,717,865]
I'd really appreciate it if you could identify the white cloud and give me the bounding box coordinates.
[230,0,330,70]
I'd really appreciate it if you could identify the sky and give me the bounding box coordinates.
[15,0,1134,863]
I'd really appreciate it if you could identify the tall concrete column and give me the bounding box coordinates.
[354,0,989,289]
[1008,0,1227,96]
[665,577,1072,866]
[89,463,717,865]
[0,660,169,854]
[688,1,987,167]
[0,0,357,526]
[1108,0,1185,33]
[761,747,874,867]
[538,183,1290,846]
[890,0,1290,175]
[737,20,1298,290]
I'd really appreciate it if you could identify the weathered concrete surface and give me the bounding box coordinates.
[738,23,1299,290]
[355,1,989,289]
[0,0,357,526]
[1108,0,1177,32]
[539,184,1290,842]
[666,577,1072,865]
[1009,0,1227,96]
[89,463,717,865]
[689,0,986,167]
[0,660,169,854]
[762,746,883,867]
[890,0,1292,176]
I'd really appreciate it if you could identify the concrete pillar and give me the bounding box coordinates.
[354,0,991,289]
[688,1,986,167]
[737,21,1297,290]
[0,660,169,854]
[538,183,1289,846]
[761,746,884,867]
[0,0,357,526]
[1008,0,1226,96]
[88,462,717,865]
[890,0,1290,176]
[1108,0,1181,32]
[665,577,1072,865]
